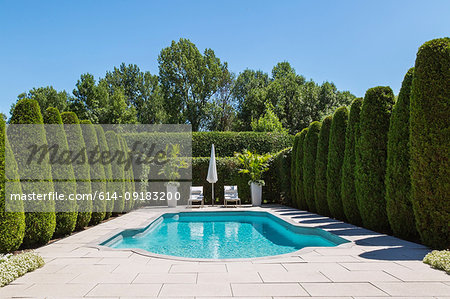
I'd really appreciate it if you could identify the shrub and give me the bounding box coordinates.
[290,135,299,207]
[80,120,106,225]
[295,128,308,209]
[105,131,125,214]
[43,107,78,237]
[61,112,92,230]
[341,98,363,225]
[355,87,394,233]
[119,136,134,212]
[272,147,292,205]
[0,251,45,287]
[95,126,114,219]
[0,118,25,253]
[386,68,418,241]
[123,131,293,157]
[303,121,321,212]
[314,116,332,216]
[410,38,450,249]
[423,250,450,274]
[8,99,56,247]
[326,106,348,221]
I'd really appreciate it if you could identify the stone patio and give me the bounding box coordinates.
[1,205,449,298]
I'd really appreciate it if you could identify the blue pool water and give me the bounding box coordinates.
[102,211,348,259]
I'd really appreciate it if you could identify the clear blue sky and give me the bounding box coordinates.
[1,0,449,117]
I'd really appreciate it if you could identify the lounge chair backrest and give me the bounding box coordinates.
[224,185,238,199]
[190,186,204,199]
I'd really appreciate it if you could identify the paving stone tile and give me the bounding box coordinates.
[133,273,197,284]
[231,283,308,296]
[57,264,118,274]
[301,282,388,296]
[338,261,411,271]
[159,283,232,297]
[86,283,162,297]
[320,269,400,282]
[259,270,330,282]
[46,257,103,265]
[226,262,286,272]
[69,272,138,283]
[0,284,33,297]
[113,263,171,274]
[373,282,450,296]
[85,250,134,258]
[13,272,79,284]
[21,283,96,297]
[300,254,360,262]
[283,262,347,272]
[197,272,262,283]
[170,263,227,273]
[384,268,450,281]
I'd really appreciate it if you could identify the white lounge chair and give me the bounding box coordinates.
[187,186,204,208]
[224,185,241,207]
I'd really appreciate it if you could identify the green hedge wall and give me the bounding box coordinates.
[105,131,125,214]
[314,116,332,216]
[44,107,78,236]
[410,38,450,249]
[123,131,293,157]
[341,98,363,225]
[326,106,348,221]
[386,68,418,241]
[80,120,106,225]
[61,112,92,229]
[119,136,135,212]
[295,128,308,210]
[0,118,25,253]
[303,121,321,213]
[355,87,394,233]
[9,99,56,247]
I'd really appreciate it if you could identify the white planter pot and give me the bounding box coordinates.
[251,182,262,206]
[166,184,178,208]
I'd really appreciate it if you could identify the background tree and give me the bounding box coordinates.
[314,115,332,216]
[251,102,287,133]
[326,106,348,221]
[158,38,226,130]
[303,121,321,212]
[341,98,363,225]
[12,86,70,115]
[355,86,394,233]
[410,38,449,249]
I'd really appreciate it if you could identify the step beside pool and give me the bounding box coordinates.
[101,211,349,259]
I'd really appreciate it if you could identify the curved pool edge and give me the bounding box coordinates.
[89,207,353,262]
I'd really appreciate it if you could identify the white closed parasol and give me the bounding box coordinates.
[206,144,218,206]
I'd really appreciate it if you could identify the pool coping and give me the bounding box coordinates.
[88,206,354,262]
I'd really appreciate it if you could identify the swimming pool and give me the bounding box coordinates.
[101,211,348,259]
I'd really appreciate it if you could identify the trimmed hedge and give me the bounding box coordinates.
[342,98,363,225]
[95,126,114,219]
[326,106,348,221]
[264,148,292,205]
[314,116,332,216]
[80,120,106,225]
[9,99,56,247]
[295,128,308,210]
[105,131,125,214]
[355,87,394,233]
[290,135,299,207]
[61,112,92,229]
[43,107,78,236]
[303,121,321,212]
[123,131,293,157]
[119,136,134,212]
[386,68,418,241]
[0,118,25,253]
[410,38,450,249]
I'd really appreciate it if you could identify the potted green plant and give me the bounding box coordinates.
[236,150,271,206]
[158,144,188,207]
